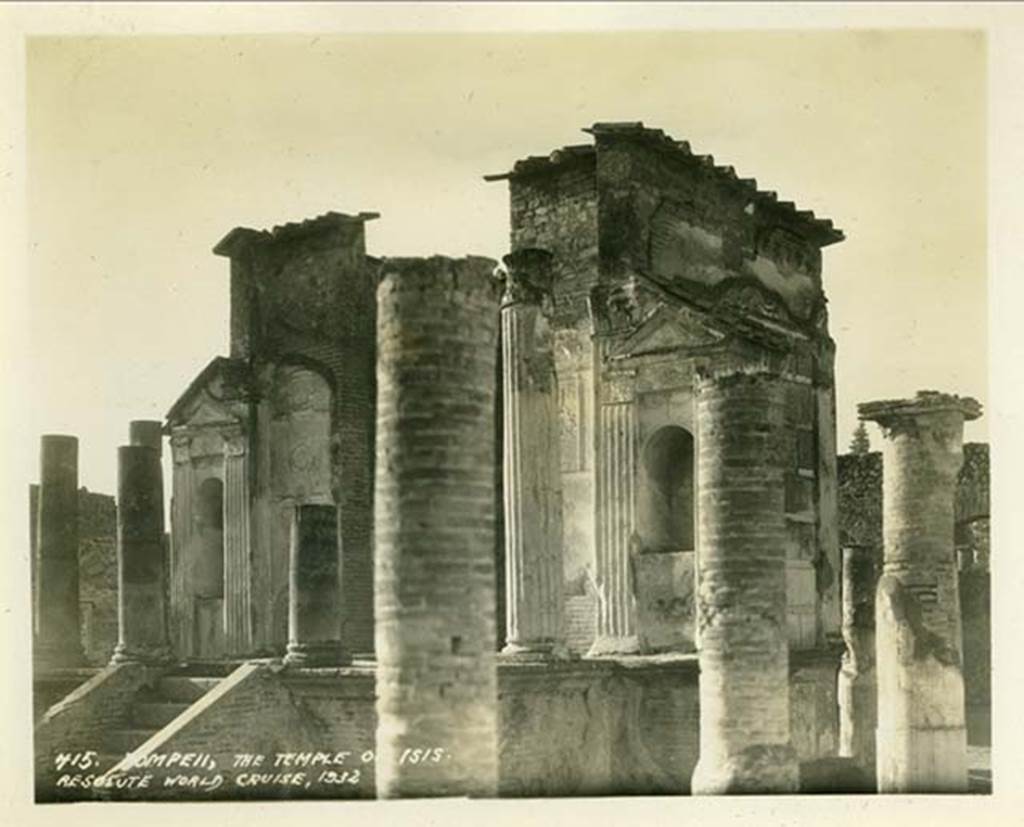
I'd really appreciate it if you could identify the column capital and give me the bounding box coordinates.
[859,390,982,430]
[500,248,554,307]
[221,426,248,457]
[169,431,193,465]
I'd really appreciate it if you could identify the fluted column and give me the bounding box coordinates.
[838,544,879,773]
[34,435,84,671]
[285,504,345,666]
[589,383,639,656]
[691,365,798,794]
[859,391,980,793]
[169,433,194,656]
[374,256,501,798]
[111,444,171,664]
[500,249,565,658]
[223,429,253,656]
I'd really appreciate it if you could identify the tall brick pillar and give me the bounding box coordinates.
[285,504,345,666]
[859,391,980,793]
[34,435,84,671]
[374,256,501,798]
[500,249,565,658]
[691,364,798,794]
[111,444,171,664]
[838,544,878,773]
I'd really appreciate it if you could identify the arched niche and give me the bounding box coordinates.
[637,425,695,553]
[194,476,225,598]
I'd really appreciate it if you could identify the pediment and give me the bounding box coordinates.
[166,356,250,427]
[180,394,240,429]
[609,303,726,359]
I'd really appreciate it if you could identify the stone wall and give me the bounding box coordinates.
[35,653,841,801]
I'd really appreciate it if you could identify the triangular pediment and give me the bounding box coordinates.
[166,356,250,427]
[609,302,727,359]
[181,395,240,429]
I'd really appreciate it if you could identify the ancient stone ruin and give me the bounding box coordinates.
[30,122,989,800]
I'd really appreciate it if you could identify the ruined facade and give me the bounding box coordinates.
[31,122,988,800]
[164,213,378,661]
[486,123,843,660]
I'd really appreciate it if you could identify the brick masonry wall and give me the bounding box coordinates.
[101,664,371,801]
[34,662,158,800]
[837,452,883,548]
[509,163,599,327]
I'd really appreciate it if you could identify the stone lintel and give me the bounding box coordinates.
[859,391,982,426]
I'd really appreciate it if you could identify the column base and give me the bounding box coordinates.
[691,743,800,795]
[109,643,173,666]
[585,634,640,658]
[499,641,570,662]
[283,641,351,667]
[876,725,968,793]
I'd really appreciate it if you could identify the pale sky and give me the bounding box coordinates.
[22,28,987,498]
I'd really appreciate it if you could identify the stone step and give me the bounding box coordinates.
[154,676,221,703]
[132,700,191,729]
[104,728,160,755]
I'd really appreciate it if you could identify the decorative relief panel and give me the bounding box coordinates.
[756,226,821,280]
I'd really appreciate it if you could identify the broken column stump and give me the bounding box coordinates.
[690,364,799,794]
[860,390,981,793]
[34,435,84,671]
[374,256,501,798]
[284,504,346,666]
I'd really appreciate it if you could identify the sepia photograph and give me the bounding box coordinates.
[3,2,1022,823]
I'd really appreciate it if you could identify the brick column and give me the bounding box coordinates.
[34,435,84,671]
[111,444,172,664]
[374,256,501,798]
[859,391,980,793]
[691,365,798,794]
[284,504,345,666]
[500,249,565,658]
[838,544,878,773]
